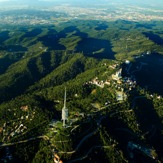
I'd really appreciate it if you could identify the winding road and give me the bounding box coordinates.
[0,135,49,147]
[59,115,107,155]
[67,145,115,163]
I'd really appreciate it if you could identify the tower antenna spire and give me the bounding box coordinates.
[64,87,66,109]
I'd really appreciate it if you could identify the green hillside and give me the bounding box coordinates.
[0,20,163,162]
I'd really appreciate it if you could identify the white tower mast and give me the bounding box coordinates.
[62,88,68,127]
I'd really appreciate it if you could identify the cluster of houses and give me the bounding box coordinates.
[2,121,27,141]
[87,61,138,102]
[84,64,129,102]
[84,76,111,88]
[1,105,35,141]
[123,77,137,91]
[84,63,121,89]
[10,124,27,137]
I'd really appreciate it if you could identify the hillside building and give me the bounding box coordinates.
[112,68,122,81]
[116,90,127,101]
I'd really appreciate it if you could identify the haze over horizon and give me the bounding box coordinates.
[0,0,163,6]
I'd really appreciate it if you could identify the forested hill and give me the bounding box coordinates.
[0,20,163,102]
[0,20,163,162]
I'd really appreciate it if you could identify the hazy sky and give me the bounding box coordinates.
[0,0,162,2]
[0,0,162,6]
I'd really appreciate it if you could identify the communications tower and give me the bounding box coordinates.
[62,88,68,127]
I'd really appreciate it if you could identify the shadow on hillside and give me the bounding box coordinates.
[59,26,80,34]
[76,38,115,59]
[0,54,22,74]
[133,97,162,131]
[34,95,60,119]
[27,52,54,80]
[131,54,163,96]
[136,23,156,30]
[22,28,42,38]
[74,30,88,38]
[95,23,108,31]
[102,116,139,161]
[0,42,27,52]
[38,25,115,60]
[38,26,84,50]
[143,32,163,45]
[38,28,66,50]
[15,28,43,46]
[133,96,163,160]
[4,45,27,52]
[0,31,9,43]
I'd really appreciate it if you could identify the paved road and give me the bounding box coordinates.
[59,115,106,154]
[67,145,114,163]
[110,109,133,117]
[130,62,147,75]
[114,128,137,137]
[131,96,145,109]
[59,108,134,155]
[0,135,49,147]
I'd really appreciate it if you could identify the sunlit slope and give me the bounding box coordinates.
[0,20,163,102]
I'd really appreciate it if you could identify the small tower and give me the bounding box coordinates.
[62,88,68,127]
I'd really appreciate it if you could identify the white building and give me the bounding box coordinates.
[112,68,122,81]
